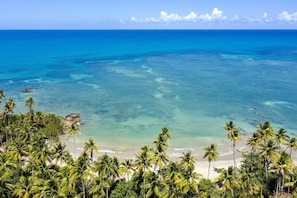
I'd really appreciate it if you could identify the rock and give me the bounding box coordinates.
[63,113,82,126]
[22,88,34,93]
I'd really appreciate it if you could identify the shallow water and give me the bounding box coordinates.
[1,30,297,153]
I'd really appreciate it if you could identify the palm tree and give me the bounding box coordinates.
[69,151,91,197]
[120,159,135,181]
[179,151,196,173]
[0,89,5,104]
[240,167,261,197]
[256,121,275,143]
[93,154,120,198]
[141,171,166,198]
[259,139,278,179]
[160,161,184,198]
[275,128,289,149]
[13,176,38,198]
[88,175,109,198]
[83,138,99,161]
[246,132,261,152]
[66,123,80,159]
[25,97,36,112]
[52,142,71,165]
[271,151,294,196]
[224,121,241,169]
[215,166,240,197]
[2,98,16,140]
[134,145,153,173]
[203,144,219,179]
[286,137,297,157]
[31,143,53,165]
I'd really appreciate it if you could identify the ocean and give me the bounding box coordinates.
[1,30,297,155]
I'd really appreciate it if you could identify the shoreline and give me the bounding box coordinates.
[60,133,249,180]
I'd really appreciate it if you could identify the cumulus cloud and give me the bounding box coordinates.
[130,8,297,26]
[278,11,297,22]
[131,8,227,23]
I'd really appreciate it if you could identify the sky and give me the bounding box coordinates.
[0,0,297,29]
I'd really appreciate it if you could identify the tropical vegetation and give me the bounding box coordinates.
[0,89,297,197]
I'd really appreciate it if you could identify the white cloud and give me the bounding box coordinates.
[130,9,297,26]
[278,11,297,22]
[131,8,227,23]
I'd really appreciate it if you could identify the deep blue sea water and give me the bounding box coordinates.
[1,30,297,154]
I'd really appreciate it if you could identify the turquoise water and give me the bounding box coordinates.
[1,30,297,152]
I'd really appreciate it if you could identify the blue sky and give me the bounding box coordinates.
[1,0,297,29]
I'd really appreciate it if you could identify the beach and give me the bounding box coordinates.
[61,132,250,180]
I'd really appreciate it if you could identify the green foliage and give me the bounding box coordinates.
[110,180,138,198]
[198,178,221,198]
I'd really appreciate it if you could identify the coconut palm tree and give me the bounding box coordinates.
[259,139,278,179]
[152,140,170,170]
[0,90,5,104]
[224,121,241,169]
[13,176,38,198]
[88,175,110,198]
[275,128,289,149]
[31,143,53,165]
[246,132,261,152]
[179,151,196,174]
[134,145,153,173]
[240,167,261,197]
[203,144,219,179]
[52,142,71,165]
[271,151,294,197]
[2,98,16,141]
[93,154,120,198]
[256,121,275,143]
[25,97,36,112]
[286,137,297,157]
[215,166,240,197]
[141,171,166,198]
[83,138,99,161]
[69,151,91,197]
[120,159,135,181]
[160,161,184,198]
[66,123,80,159]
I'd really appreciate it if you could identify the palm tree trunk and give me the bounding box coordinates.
[275,177,280,197]
[233,143,236,169]
[208,161,211,179]
[73,136,76,159]
[91,149,93,161]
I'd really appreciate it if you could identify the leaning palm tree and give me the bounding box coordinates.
[224,121,241,169]
[203,144,219,179]
[84,138,99,161]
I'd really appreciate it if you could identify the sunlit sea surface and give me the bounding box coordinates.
[1,30,297,154]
